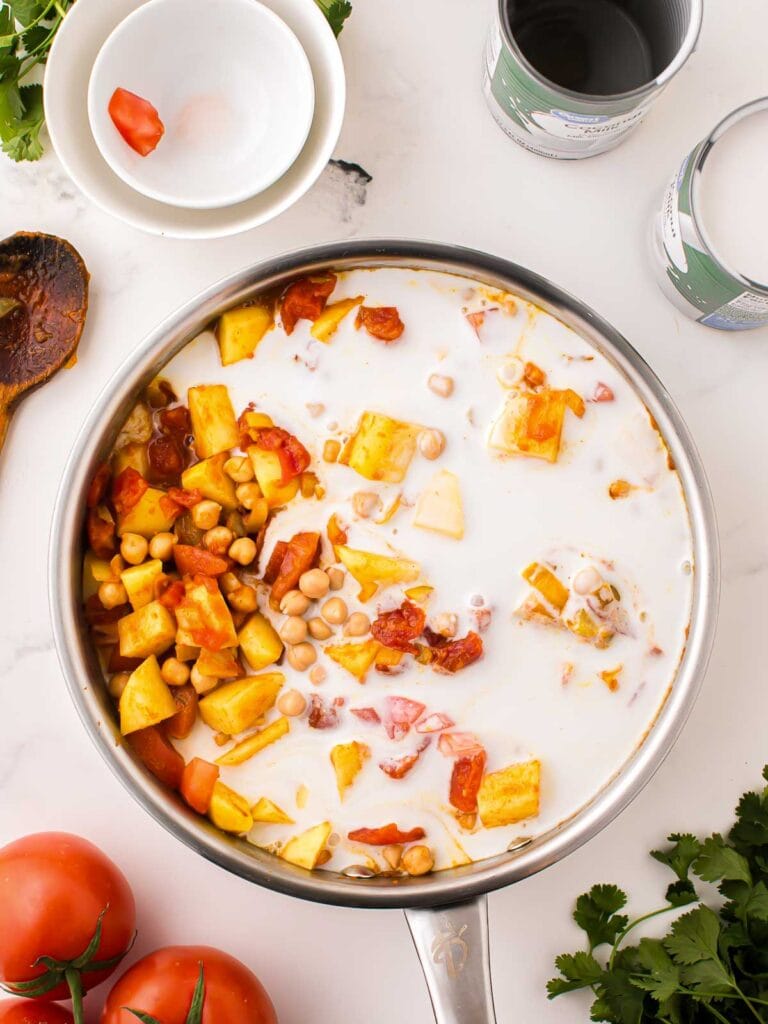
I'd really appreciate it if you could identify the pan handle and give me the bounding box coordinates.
[404,895,497,1023]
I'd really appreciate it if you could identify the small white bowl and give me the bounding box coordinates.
[87,0,315,209]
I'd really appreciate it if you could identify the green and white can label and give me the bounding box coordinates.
[653,104,768,331]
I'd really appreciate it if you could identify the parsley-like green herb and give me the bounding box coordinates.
[314,0,352,37]
[548,766,768,1022]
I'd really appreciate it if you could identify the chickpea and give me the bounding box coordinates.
[120,532,148,565]
[204,526,234,555]
[279,590,311,616]
[161,657,190,687]
[219,571,241,595]
[428,373,455,398]
[276,689,307,717]
[573,566,601,595]
[309,665,327,686]
[286,642,317,672]
[280,615,308,646]
[299,568,330,600]
[224,455,254,483]
[344,612,371,637]
[401,845,434,876]
[382,844,403,870]
[321,597,348,625]
[308,617,333,641]
[192,500,222,531]
[327,567,345,591]
[352,491,380,519]
[98,581,127,609]
[108,672,130,701]
[229,537,257,566]
[149,532,177,561]
[213,732,230,747]
[496,357,523,388]
[227,585,258,613]
[190,662,219,695]
[418,428,445,461]
[235,482,263,510]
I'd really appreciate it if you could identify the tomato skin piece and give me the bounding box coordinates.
[254,427,310,484]
[108,88,164,157]
[348,824,426,845]
[449,750,487,813]
[0,1000,75,1023]
[111,468,148,518]
[127,726,184,789]
[0,834,136,1001]
[86,463,111,509]
[87,506,117,559]
[371,601,425,655]
[165,684,198,740]
[355,305,404,342]
[180,759,219,814]
[269,532,320,610]
[173,545,228,577]
[100,946,277,1024]
[279,274,336,334]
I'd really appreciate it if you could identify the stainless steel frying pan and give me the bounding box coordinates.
[50,240,719,1023]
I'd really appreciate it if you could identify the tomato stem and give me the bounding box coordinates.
[66,967,85,1024]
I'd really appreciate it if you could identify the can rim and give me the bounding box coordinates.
[689,97,768,295]
[496,0,703,106]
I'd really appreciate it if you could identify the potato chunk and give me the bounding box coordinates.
[414,469,464,540]
[336,545,419,602]
[310,296,363,343]
[325,639,381,681]
[188,385,239,458]
[477,759,541,828]
[247,447,300,508]
[281,822,332,869]
[117,487,175,538]
[120,559,164,610]
[339,411,420,483]
[251,797,294,825]
[112,442,150,479]
[175,582,238,651]
[237,612,284,671]
[118,601,177,659]
[83,551,112,600]
[217,304,274,366]
[208,780,254,834]
[489,389,585,463]
[215,716,290,766]
[119,655,177,735]
[522,562,569,613]
[181,452,238,510]
[330,741,370,798]
[198,673,284,734]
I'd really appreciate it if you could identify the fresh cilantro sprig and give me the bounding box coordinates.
[548,767,768,1022]
[314,0,352,37]
[0,0,73,161]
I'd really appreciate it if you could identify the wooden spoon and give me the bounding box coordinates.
[0,232,89,454]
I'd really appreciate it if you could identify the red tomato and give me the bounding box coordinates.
[0,834,136,1004]
[108,88,164,156]
[0,1000,74,1024]
[101,946,277,1024]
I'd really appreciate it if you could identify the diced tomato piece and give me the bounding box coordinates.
[350,707,381,724]
[127,726,184,789]
[158,580,186,609]
[382,695,426,741]
[416,712,454,734]
[112,467,148,518]
[523,361,547,390]
[380,738,430,779]
[423,629,484,673]
[438,732,484,758]
[148,435,185,486]
[280,275,337,334]
[108,87,165,157]
[180,758,219,815]
[166,486,203,509]
[307,693,339,730]
[269,531,320,609]
[86,506,117,559]
[262,540,288,584]
[449,749,487,812]
[371,600,426,655]
[86,463,111,509]
[254,427,310,484]
[348,824,426,845]
[355,306,404,342]
[165,684,198,740]
[173,545,229,577]
[593,382,615,403]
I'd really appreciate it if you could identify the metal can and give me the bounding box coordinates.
[483,0,703,160]
[652,98,768,331]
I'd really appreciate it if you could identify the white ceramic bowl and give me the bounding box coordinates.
[88,0,314,209]
[44,0,344,238]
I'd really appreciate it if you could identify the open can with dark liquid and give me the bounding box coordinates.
[484,0,703,159]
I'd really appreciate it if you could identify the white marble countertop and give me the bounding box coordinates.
[1,1,767,1020]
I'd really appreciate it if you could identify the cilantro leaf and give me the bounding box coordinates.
[695,834,752,885]
[651,833,701,881]
[313,0,352,37]
[731,788,768,857]
[663,905,736,998]
[573,884,629,950]
[1,80,42,159]
[665,879,698,908]
[600,965,646,1024]
[546,951,604,997]
[631,939,681,1003]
